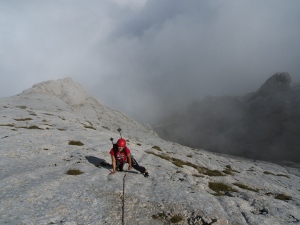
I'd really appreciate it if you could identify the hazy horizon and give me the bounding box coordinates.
[1,0,300,124]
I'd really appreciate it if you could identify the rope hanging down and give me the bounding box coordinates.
[122,171,127,225]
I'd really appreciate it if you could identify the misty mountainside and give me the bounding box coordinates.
[155,72,300,163]
[1,78,300,225]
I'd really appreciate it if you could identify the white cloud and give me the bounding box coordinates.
[111,0,147,10]
[1,0,300,123]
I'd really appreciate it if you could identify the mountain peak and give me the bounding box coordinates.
[21,77,89,106]
[256,72,291,97]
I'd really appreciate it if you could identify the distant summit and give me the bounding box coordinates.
[18,77,155,138]
[249,72,292,100]
[21,77,90,106]
[155,72,300,163]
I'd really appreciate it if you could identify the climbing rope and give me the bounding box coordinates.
[122,170,127,225]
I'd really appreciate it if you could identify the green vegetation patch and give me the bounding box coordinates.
[152,146,162,151]
[208,182,237,196]
[223,165,240,175]
[19,125,42,129]
[146,151,224,176]
[192,174,204,178]
[170,215,183,223]
[264,171,276,175]
[275,174,290,178]
[265,192,273,196]
[58,128,67,131]
[81,121,96,130]
[275,193,292,201]
[28,111,37,116]
[14,118,33,121]
[43,113,55,116]
[152,212,166,220]
[223,170,234,175]
[66,169,84,175]
[233,183,259,192]
[264,171,290,178]
[0,124,14,127]
[84,125,96,130]
[198,167,224,176]
[29,125,41,129]
[17,105,27,109]
[68,140,84,146]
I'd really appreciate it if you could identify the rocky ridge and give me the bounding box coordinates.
[155,72,300,163]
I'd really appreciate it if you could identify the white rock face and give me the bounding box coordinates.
[0,78,299,225]
[21,77,90,106]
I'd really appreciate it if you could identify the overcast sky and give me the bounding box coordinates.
[1,0,300,124]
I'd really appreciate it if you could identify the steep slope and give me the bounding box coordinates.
[0,78,299,225]
[156,72,300,162]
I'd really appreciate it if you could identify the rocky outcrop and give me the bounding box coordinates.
[155,72,300,162]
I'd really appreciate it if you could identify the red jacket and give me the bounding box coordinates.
[110,146,131,163]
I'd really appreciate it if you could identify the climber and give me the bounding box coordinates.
[109,138,149,177]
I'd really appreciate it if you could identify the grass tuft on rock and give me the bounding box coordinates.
[28,111,37,116]
[198,167,224,176]
[19,125,42,129]
[276,174,290,178]
[28,125,41,129]
[17,105,27,109]
[223,165,240,175]
[170,215,183,223]
[264,171,291,178]
[145,151,224,176]
[68,140,84,146]
[152,146,162,151]
[43,113,54,116]
[233,182,259,192]
[84,125,96,130]
[264,171,276,175]
[192,174,204,178]
[58,128,67,131]
[208,182,237,196]
[66,169,84,175]
[0,124,14,127]
[152,212,166,220]
[14,118,33,121]
[275,193,292,201]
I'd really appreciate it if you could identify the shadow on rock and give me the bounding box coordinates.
[85,156,112,169]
